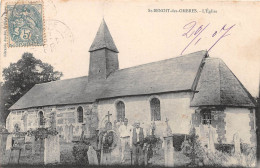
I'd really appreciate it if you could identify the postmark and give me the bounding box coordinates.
[6,0,45,47]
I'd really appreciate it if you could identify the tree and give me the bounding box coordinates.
[0,53,63,125]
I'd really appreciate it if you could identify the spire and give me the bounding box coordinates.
[89,19,119,53]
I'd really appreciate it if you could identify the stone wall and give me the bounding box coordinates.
[6,110,25,132]
[225,107,255,145]
[192,107,256,146]
[7,103,99,140]
[97,92,193,138]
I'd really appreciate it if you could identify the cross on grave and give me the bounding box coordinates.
[151,121,156,136]
[119,118,123,123]
[165,117,172,136]
[105,111,113,131]
[106,111,112,122]
[165,117,169,126]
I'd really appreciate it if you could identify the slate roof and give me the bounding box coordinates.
[89,19,119,53]
[191,58,256,107]
[9,51,207,110]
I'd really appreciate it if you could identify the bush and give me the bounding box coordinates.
[172,134,187,151]
[181,127,256,167]
[181,127,229,166]
[215,143,234,154]
[240,143,256,167]
[72,141,89,165]
[143,135,161,162]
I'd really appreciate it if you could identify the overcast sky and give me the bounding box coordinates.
[1,0,259,97]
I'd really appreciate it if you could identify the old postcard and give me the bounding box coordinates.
[0,0,259,167]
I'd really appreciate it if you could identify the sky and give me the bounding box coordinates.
[0,0,260,97]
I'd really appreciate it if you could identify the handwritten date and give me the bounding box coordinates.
[181,21,236,55]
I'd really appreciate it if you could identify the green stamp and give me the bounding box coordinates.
[6,1,44,47]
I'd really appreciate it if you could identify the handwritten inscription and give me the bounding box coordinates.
[181,21,236,55]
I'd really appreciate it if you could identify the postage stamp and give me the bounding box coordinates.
[5,0,45,47]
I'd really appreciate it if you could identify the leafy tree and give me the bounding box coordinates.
[0,53,63,125]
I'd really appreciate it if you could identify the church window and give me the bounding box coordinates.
[116,101,125,122]
[150,98,161,121]
[77,106,83,123]
[201,109,212,125]
[39,111,44,126]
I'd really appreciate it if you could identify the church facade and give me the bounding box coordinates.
[6,20,256,146]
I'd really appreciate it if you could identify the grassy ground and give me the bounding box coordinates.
[1,141,191,166]
[2,141,253,167]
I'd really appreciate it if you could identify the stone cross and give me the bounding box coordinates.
[165,117,172,137]
[119,118,123,124]
[165,118,169,127]
[50,113,56,129]
[233,133,241,154]
[151,121,156,136]
[106,111,112,122]
[208,126,215,153]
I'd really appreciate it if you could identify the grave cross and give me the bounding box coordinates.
[106,111,112,122]
[165,117,169,127]
[165,117,172,136]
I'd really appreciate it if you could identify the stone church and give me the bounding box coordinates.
[6,19,256,146]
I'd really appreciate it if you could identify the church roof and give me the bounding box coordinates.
[191,58,256,107]
[89,19,119,53]
[9,50,255,110]
[9,51,206,110]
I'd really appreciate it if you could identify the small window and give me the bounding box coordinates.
[77,106,83,123]
[150,98,161,121]
[116,101,125,122]
[201,109,211,125]
[39,111,45,126]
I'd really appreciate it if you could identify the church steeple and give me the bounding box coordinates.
[89,19,118,53]
[88,19,119,81]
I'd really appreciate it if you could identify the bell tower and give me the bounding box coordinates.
[88,19,119,81]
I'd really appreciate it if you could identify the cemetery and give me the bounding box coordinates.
[0,111,257,167]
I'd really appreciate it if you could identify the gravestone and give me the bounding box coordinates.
[22,113,28,131]
[0,133,8,155]
[9,148,21,164]
[208,126,215,153]
[9,135,25,164]
[0,127,9,155]
[64,124,69,142]
[233,133,241,154]
[68,124,74,142]
[87,145,98,165]
[24,135,35,154]
[44,135,60,164]
[6,134,13,150]
[50,112,56,129]
[57,126,63,138]
[163,118,174,167]
[28,135,36,155]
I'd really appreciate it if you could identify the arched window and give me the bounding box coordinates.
[150,98,161,121]
[116,101,125,122]
[77,106,84,123]
[39,111,45,126]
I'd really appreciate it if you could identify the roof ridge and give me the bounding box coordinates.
[36,76,88,85]
[114,50,207,73]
